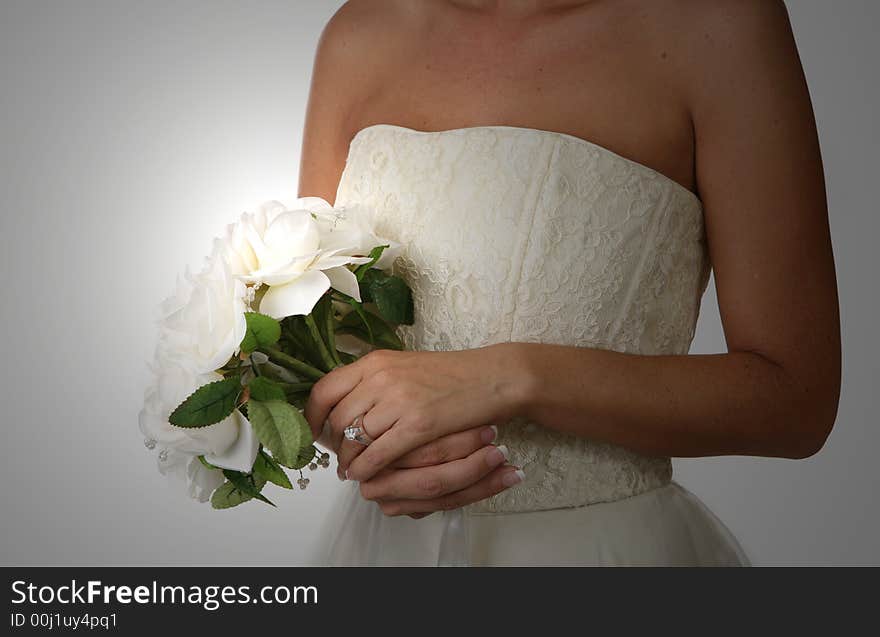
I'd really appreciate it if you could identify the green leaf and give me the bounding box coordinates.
[337,308,403,350]
[210,481,249,509]
[366,271,414,325]
[223,470,275,507]
[283,390,310,410]
[210,471,269,509]
[289,444,317,470]
[281,316,326,370]
[357,268,381,303]
[247,400,313,469]
[240,312,282,354]
[247,376,287,402]
[253,450,293,489]
[169,377,241,428]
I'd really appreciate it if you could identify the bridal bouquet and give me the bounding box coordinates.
[139,198,412,509]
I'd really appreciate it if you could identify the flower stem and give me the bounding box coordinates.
[304,313,340,371]
[324,301,343,366]
[277,381,314,392]
[259,347,325,381]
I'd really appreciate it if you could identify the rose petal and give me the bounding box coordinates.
[244,252,320,287]
[261,211,321,270]
[258,269,331,318]
[324,266,361,301]
[205,410,259,473]
[186,456,225,502]
[313,253,373,269]
[292,196,332,212]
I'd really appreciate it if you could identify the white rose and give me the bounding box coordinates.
[138,362,259,472]
[159,449,225,503]
[139,364,236,455]
[313,202,401,271]
[215,198,385,319]
[158,253,248,375]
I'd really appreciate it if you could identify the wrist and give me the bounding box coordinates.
[484,342,540,422]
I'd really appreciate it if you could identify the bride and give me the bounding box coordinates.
[297,0,840,565]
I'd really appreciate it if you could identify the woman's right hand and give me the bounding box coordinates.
[334,424,496,480]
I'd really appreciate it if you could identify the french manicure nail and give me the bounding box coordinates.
[486,445,509,467]
[502,468,525,488]
[481,425,498,444]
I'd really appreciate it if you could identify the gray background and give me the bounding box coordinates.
[0,0,876,565]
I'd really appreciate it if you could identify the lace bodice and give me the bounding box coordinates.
[335,124,710,514]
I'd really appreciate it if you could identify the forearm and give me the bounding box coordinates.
[494,342,836,459]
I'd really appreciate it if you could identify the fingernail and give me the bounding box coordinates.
[486,445,509,467]
[344,469,351,481]
[480,426,497,444]
[502,468,525,488]
[338,472,346,482]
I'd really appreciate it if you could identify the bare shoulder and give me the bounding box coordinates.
[679,0,792,37]
[312,1,426,110]
[299,1,427,199]
[315,1,389,68]
[662,0,800,102]
[316,0,423,64]
[685,0,794,56]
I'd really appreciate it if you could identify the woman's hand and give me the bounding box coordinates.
[358,445,524,517]
[303,344,528,482]
[327,420,524,518]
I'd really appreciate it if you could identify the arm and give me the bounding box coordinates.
[298,1,376,201]
[512,0,838,459]
[333,1,839,486]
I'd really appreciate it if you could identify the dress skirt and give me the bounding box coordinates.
[320,480,749,566]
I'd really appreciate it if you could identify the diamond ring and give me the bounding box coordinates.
[343,413,373,446]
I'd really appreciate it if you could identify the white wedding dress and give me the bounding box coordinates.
[320,123,749,566]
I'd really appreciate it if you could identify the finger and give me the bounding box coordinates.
[350,391,403,440]
[376,465,525,517]
[303,369,359,438]
[392,426,497,469]
[336,439,367,481]
[349,411,453,481]
[359,445,509,501]
[324,381,380,452]
[303,354,373,437]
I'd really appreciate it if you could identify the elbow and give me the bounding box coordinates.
[781,418,834,459]
[777,391,840,460]
[756,353,841,460]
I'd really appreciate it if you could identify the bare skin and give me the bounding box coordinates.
[300,0,841,517]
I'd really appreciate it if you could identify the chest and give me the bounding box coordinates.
[362,8,696,192]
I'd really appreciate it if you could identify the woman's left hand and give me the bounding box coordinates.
[303,344,527,483]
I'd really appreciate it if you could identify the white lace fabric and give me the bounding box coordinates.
[335,124,710,514]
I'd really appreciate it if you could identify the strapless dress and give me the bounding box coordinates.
[319,124,748,566]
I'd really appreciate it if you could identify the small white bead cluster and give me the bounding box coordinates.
[298,451,331,489]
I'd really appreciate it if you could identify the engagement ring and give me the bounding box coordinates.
[343,413,373,446]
